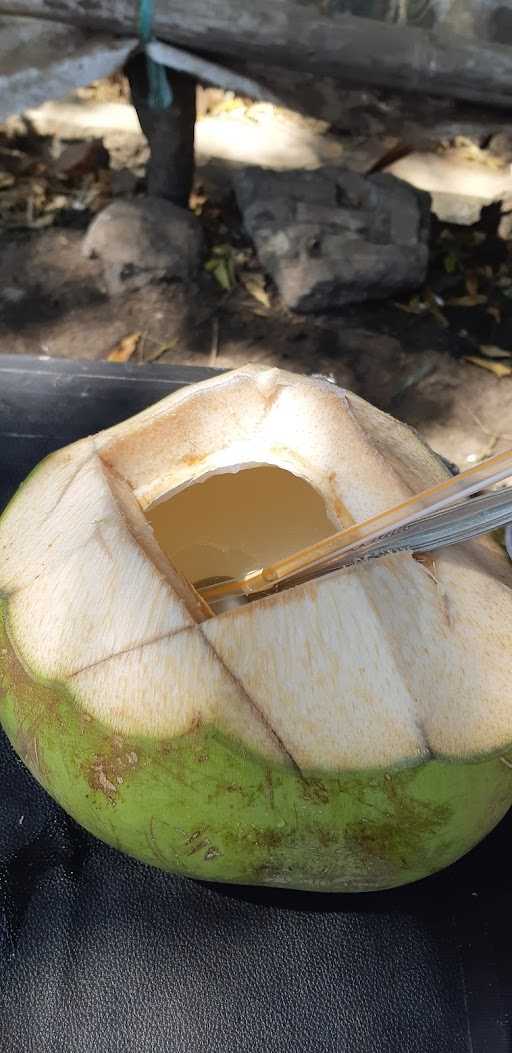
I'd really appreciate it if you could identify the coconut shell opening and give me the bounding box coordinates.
[146,465,336,601]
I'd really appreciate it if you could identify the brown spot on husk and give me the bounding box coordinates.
[245,828,285,850]
[186,839,209,856]
[82,739,140,801]
[301,777,330,804]
[185,828,207,847]
[317,828,338,848]
[345,773,452,874]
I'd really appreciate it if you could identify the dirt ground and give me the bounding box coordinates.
[2,85,512,470]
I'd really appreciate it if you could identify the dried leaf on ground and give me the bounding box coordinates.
[394,295,426,315]
[144,338,179,363]
[0,171,15,190]
[241,273,271,308]
[465,355,512,378]
[26,213,56,229]
[45,194,69,213]
[487,305,502,324]
[207,93,249,117]
[75,170,112,213]
[479,344,512,359]
[449,136,502,166]
[424,289,449,328]
[107,332,141,363]
[446,294,488,307]
[0,140,112,229]
[0,147,34,176]
[465,271,479,298]
[189,189,208,216]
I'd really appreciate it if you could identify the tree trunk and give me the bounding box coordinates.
[3,0,512,109]
[125,54,196,206]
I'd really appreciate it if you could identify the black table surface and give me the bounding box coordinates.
[1,354,511,1053]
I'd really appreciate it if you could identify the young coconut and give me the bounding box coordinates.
[1,365,512,892]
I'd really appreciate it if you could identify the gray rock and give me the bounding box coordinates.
[83,198,204,297]
[232,167,430,312]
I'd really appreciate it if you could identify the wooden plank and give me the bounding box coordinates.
[3,0,512,108]
[0,16,134,123]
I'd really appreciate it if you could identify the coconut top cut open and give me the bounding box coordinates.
[1,365,512,774]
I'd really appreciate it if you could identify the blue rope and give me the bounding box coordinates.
[138,0,173,110]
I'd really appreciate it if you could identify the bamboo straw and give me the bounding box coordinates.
[199,447,512,603]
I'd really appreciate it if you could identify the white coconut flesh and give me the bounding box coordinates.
[1,365,512,773]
